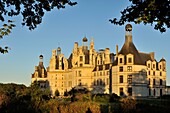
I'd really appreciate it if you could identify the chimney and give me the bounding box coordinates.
[116,45,118,57]
[150,52,155,60]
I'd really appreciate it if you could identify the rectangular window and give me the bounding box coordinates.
[160,72,162,76]
[107,71,109,75]
[153,79,155,85]
[94,73,96,77]
[153,64,155,68]
[100,72,102,76]
[148,64,150,68]
[160,89,162,96]
[148,71,150,75]
[119,75,123,83]
[119,66,123,72]
[78,79,82,86]
[127,66,132,72]
[120,58,123,63]
[106,78,109,85]
[128,58,132,63]
[160,79,162,85]
[149,88,151,96]
[128,87,132,96]
[80,56,83,61]
[128,75,132,84]
[80,63,83,67]
[153,71,155,75]
[120,88,124,96]
[79,71,82,77]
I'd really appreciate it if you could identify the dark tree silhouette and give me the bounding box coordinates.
[0,0,77,53]
[110,0,170,33]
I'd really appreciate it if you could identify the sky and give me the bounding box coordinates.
[0,0,170,86]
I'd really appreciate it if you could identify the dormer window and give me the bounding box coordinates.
[80,56,83,61]
[148,64,150,68]
[120,58,123,63]
[128,58,132,63]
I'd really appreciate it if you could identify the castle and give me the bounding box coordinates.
[31,24,166,98]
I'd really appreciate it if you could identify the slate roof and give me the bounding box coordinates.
[119,36,152,65]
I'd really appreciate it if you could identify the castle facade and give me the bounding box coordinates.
[32,24,166,98]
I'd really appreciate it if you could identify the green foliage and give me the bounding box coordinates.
[0,20,16,53]
[64,90,68,96]
[110,0,170,33]
[0,0,77,30]
[109,93,120,103]
[0,83,51,113]
[120,97,136,113]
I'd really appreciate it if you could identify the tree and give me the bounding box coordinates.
[110,0,170,33]
[0,0,77,53]
[0,21,16,53]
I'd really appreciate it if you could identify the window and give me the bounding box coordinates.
[97,79,100,86]
[100,79,102,86]
[160,79,162,85]
[127,66,132,72]
[119,66,123,72]
[100,72,102,76]
[120,88,124,96]
[160,65,162,69]
[148,71,150,75]
[119,75,123,83]
[80,63,83,67]
[78,71,82,77]
[149,89,151,96]
[128,87,132,96]
[94,73,96,77]
[106,78,109,85]
[128,58,132,63]
[160,89,162,96]
[153,79,155,85]
[128,75,132,84]
[107,71,109,75]
[160,72,162,76]
[149,78,150,85]
[148,64,150,68]
[120,58,123,63]
[80,56,83,61]
[153,71,155,75]
[153,64,155,69]
[78,79,82,86]
[153,89,156,96]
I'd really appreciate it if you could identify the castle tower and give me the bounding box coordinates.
[90,38,94,65]
[49,49,56,71]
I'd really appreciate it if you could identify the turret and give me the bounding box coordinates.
[82,37,88,51]
[90,38,94,65]
[105,48,110,64]
[57,47,61,55]
[39,55,43,66]
[125,24,132,43]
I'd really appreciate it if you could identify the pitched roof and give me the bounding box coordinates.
[119,35,152,65]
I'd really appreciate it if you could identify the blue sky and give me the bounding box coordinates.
[0,0,170,86]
